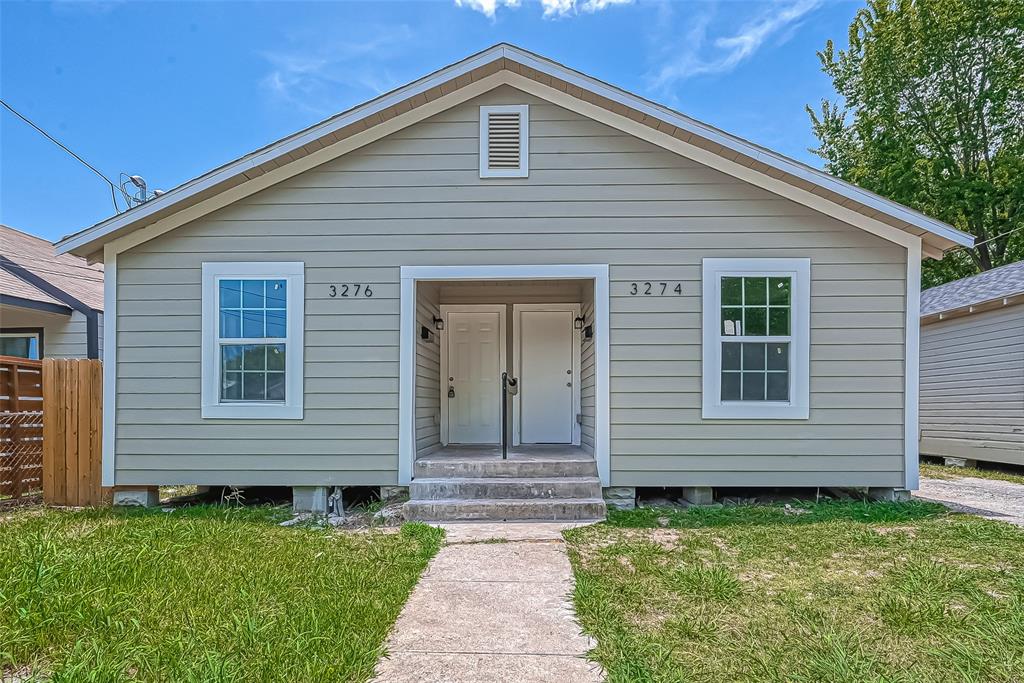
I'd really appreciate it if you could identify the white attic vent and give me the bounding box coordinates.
[479,105,529,178]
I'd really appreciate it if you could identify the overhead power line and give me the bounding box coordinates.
[0,98,127,214]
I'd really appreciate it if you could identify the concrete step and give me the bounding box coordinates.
[410,477,602,501]
[414,457,598,479]
[403,497,607,522]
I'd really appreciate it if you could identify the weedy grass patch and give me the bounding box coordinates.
[920,461,1024,487]
[0,504,442,682]
[565,501,1024,682]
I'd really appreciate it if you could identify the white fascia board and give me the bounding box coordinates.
[56,45,510,255]
[58,43,972,256]
[503,46,974,249]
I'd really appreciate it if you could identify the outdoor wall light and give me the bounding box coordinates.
[433,316,444,331]
[573,315,585,330]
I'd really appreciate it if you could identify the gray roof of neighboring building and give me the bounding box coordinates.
[921,259,1024,316]
[0,224,104,311]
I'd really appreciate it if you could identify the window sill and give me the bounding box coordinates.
[201,403,303,420]
[702,403,808,420]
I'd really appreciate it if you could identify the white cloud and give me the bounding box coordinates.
[260,26,413,115]
[650,0,821,88]
[455,0,632,19]
[454,0,521,19]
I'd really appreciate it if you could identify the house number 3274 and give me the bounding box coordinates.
[630,282,683,296]
[329,284,373,297]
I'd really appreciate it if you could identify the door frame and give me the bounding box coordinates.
[438,304,507,446]
[512,303,581,447]
[399,265,610,486]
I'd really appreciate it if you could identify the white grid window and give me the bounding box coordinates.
[201,262,304,419]
[702,258,810,420]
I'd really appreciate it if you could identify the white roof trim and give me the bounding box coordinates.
[57,43,973,255]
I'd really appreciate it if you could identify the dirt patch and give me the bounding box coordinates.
[916,477,1024,527]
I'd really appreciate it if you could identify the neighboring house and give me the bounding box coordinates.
[920,261,1024,467]
[0,224,103,359]
[56,45,973,518]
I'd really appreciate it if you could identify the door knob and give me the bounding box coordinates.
[448,387,455,398]
[566,382,572,387]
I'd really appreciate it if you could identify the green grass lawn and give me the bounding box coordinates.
[921,461,1024,487]
[0,505,442,682]
[566,502,1024,682]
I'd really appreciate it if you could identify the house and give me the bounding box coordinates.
[55,45,973,518]
[920,261,1024,468]
[1,224,103,359]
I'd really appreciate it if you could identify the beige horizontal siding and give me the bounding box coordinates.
[114,84,907,488]
[920,304,1024,465]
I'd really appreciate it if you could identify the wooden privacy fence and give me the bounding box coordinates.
[42,358,104,506]
[0,356,44,499]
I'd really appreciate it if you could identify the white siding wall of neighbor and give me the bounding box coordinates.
[0,305,97,359]
[921,304,1024,465]
[112,85,909,488]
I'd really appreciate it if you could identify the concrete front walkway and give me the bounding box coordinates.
[371,522,604,683]
[917,476,1024,527]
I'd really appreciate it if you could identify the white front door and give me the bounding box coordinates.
[447,310,503,444]
[519,309,575,444]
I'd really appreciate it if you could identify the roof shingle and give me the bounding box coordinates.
[921,260,1024,316]
[0,224,104,311]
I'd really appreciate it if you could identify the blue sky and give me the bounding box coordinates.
[1,0,860,242]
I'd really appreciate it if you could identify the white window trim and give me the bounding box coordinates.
[702,258,810,420]
[201,262,304,419]
[479,104,529,178]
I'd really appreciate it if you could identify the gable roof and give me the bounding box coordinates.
[921,260,1024,318]
[1,224,104,311]
[56,43,974,259]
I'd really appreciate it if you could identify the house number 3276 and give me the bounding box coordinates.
[329,284,373,297]
[630,282,683,296]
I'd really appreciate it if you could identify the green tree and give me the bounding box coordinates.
[808,0,1024,287]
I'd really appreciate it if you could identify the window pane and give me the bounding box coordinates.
[242,310,265,338]
[722,342,741,370]
[769,277,791,305]
[770,278,790,305]
[242,280,265,309]
[266,309,287,338]
[243,373,266,400]
[767,372,789,401]
[267,344,286,371]
[266,280,287,308]
[742,372,766,401]
[222,345,243,370]
[769,307,790,336]
[742,342,766,370]
[219,280,241,308]
[721,277,743,306]
[722,307,743,336]
[220,310,242,338]
[266,373,286,401]
[744,307,767,336]
[242,345,266,371]
[767,343,789,370]
[744,277,767,305]
[721,372,741,401]
[222,371,242,400]
[0,336,37,359]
